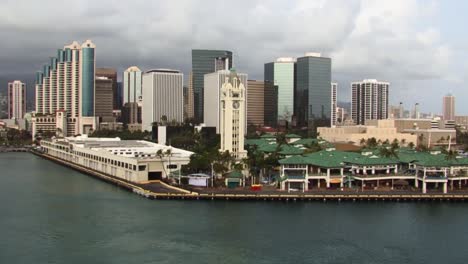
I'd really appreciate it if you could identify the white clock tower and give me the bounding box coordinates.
[220,69,247,159]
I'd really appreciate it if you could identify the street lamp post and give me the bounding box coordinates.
[211,163,214,188]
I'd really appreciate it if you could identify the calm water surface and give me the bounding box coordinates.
[1,153,468,264]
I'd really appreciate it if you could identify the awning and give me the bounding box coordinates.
[330,178,342,184]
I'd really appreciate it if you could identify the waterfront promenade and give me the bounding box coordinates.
[29,150,468,202]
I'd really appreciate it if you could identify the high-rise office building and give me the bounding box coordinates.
[95,77,114,122]
[142,69,184,131]
[191,49,232,123]
[264,57,295,125]
[116,82,123,109]
[351,79,389,125]
[33,40,98,137]
[247,80,265,127]
[204,70,247,133]
[123,66,142,105]
[331,82,337,127]
[219,70,247,159]
[7,80,26,119]
[443,94,455,121]
[96,68,118,109]
[186,72,195,120]
[295,53,332,132]
[122,102,141,126]
[264,81,278,127]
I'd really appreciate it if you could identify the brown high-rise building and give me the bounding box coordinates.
[96,68,118,110]
[443,94,455,121]
[122,102,141,125]
[95,77,114,122]
[247,80,265,127]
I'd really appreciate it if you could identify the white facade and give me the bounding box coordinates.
[123,66,142,106]
[40,135,193,182]
[8,80,26,119]
[351,79,389,125]
[331,82,337,127]
[443,94,455,121]
[219,71,247,159]
[33,40,97,137]
[142,69,184,131]
[204,70,248,133]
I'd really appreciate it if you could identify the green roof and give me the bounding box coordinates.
[291,138,325,146]
[450,157,468,166]
[279,155,310,165]
[285,133,302,138]
[346,156,400,166]
[245,138,269,146]
[260,134,276,139]
[413,155,451,167]
[307,151,362,168]
[278,145,304,155]
[279,150,361,168]
[279,148,468,169]
[258,143,280,153]
[226,171,243,178]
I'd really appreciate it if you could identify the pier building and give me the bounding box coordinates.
[40,135,193,182]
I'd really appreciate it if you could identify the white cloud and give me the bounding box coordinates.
[0,0,464,113]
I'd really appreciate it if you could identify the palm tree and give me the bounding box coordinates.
[380,147,398,158]
[366,137,378,148]
[400,138,406,146]
[304,141,322,154]
[391,139,399,150]
[275,133,287,146]
[442,148,457,161]
[360,138,366,146]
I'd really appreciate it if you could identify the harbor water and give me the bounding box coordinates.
[1,153,468,264]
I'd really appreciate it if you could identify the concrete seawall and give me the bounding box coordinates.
[30,151,468,202]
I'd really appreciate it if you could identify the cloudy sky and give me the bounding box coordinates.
[0,0,467,114]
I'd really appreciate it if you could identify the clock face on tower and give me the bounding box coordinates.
[233,101,240,109]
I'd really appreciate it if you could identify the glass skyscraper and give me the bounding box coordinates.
[191,49,232,123]
[295,53,331,134]
[264,58,296,124]
[81,42,95,117]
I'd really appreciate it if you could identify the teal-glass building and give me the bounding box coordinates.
[264,58,296,125]
[191,49,232,123]
[81,45,95,117]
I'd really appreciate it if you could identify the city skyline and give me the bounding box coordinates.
[1,1,466,114]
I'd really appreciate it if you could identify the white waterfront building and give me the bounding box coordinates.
[40,135,193,182]
[142,69,184,131]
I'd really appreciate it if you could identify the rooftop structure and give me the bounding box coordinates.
[318,119,417,146]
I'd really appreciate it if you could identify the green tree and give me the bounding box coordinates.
[360,138,366,146]
[304,141,322,154]
[366,137,378,148]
